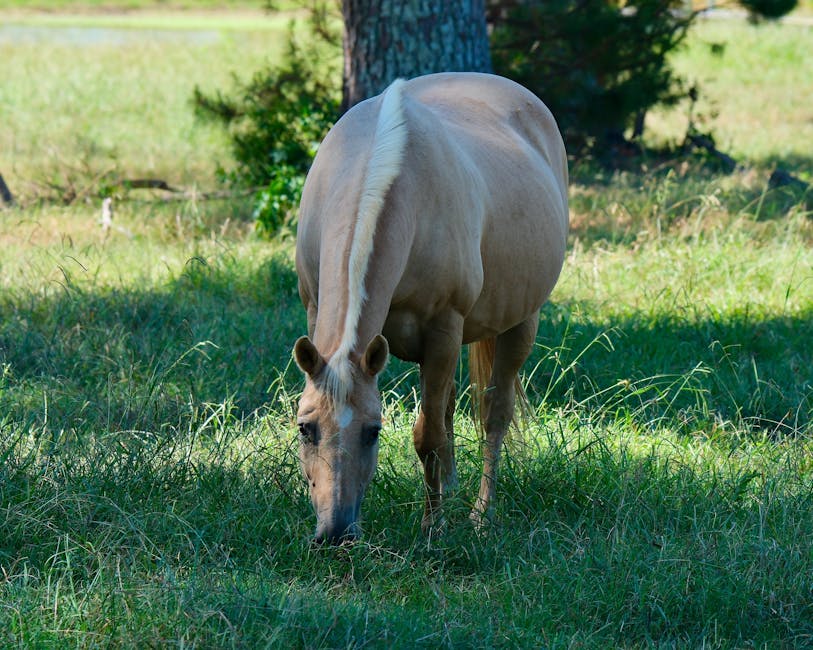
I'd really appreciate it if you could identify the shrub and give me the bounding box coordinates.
[488,0,695,152]
[193,18,340,236]
[250,164,306,238]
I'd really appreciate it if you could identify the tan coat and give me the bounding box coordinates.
[294,73,568,543]
[297,72,568,361]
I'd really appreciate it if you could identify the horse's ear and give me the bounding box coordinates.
[293,336,325,377]
[361,334,389,377]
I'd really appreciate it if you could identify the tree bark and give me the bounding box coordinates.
[341,0,492,111]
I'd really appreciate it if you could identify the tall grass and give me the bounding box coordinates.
[0,0,273,11]
[1,12,812,648]
[0,18,289,200]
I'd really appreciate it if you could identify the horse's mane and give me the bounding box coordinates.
[325,79,408,407]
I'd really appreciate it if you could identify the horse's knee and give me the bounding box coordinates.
[413,415,451,462]
[413,432,448,462]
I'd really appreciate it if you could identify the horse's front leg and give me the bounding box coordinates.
[413,311,463,535]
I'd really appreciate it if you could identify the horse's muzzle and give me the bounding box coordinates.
[313,508,361,545]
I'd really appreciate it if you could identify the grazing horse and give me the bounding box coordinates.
[293,72,568,544]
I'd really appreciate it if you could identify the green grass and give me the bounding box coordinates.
[1,14,813,649]
[0,13,300,199]
[646,19,813,174]
[0,9,298,29]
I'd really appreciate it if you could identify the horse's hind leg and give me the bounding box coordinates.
[471,313,539,528]
[413,312,463,535]
[444,381,458,492]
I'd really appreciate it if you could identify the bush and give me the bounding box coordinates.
[740,0,797,18]
[488,0,695,152]
[250,164,306,238]
[193,19,339,236]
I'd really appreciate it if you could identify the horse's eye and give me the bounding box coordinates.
[362,423,381,447]
[298,422,319,446]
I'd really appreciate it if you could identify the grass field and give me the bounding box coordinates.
[1,11,813,648]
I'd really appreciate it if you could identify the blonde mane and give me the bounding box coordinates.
[325,79,408,405]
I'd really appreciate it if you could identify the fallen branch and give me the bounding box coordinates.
[685,133,738,173]
[112,178,264,202]
[769,168,809,191]
[123,186,263,203]
[0,173,15,206]
[119,178,181,193]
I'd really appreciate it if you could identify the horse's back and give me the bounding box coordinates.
[404,72,567,197]
[394,73,569,340]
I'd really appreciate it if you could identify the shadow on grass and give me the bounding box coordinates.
[0,253,811,438]
[2,399,812,647]
[751,152,813,180]
[568,157,811,248]
[0,248,811,644]
[0,251,305,433]
[438,299,813,440]
[528,300,813,437]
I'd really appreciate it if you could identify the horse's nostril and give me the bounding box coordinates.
[313,531,357,546]
[314,518,360,546]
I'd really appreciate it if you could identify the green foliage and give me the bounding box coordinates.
[193,18,339,236]
[250,164,306,237]
[488,0,799,153]
[488,0,695,151]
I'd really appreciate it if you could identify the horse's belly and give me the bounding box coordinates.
[381,309,425,362]
[461,283,553,343]
[462,239,565,343]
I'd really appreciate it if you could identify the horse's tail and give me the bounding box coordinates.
[469,338,529,438]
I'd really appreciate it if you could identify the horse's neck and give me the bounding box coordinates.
[313,210,411,361]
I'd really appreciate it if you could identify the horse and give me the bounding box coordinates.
[293,72,569,544]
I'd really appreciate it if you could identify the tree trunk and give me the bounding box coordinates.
[341,0,492,111]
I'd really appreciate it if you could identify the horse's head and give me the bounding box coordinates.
[292,334,389,544]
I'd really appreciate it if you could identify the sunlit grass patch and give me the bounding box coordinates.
[0,27,284,200]
[646,19,813,175]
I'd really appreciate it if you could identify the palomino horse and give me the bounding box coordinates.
[293,72,568,544]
